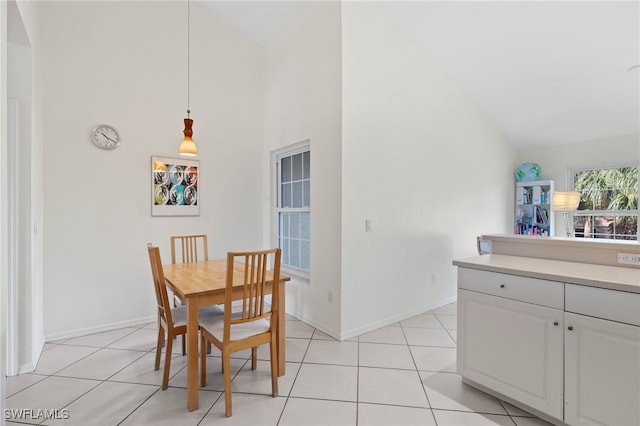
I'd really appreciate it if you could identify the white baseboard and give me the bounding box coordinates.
[287,296,457,342]
[44,315,156,343]
[288,312,341,341]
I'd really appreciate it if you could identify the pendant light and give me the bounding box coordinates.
[179,0,197,156]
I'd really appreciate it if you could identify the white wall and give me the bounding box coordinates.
[38,1,265,339]
[1,0,8,414]
[518,133,640,236]
[518,133,640,190]
[2,0,44,378]
[7,40,35,372]
[262,2,343,337]
[340,2,516,337]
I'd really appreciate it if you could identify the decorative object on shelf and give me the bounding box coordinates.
[516,162,542,182]
[552,191,580,237]
[151,156,199,216]
[91,125,120,150]
[178,0,198,157]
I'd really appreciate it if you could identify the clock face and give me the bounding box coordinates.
[91,125,120,150]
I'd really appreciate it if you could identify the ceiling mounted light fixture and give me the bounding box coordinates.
[179,0,197,156]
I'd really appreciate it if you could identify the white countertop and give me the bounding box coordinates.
[481,233,640,251]
[453,254,640,294]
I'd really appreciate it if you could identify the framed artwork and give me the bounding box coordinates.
[151,156,199,216]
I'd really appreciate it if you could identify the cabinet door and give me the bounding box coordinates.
[565,312,640,426]
[458,289,564,419]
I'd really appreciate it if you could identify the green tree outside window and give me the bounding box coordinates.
[573,166,638,240]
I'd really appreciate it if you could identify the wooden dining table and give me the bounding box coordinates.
[162,259,290,411]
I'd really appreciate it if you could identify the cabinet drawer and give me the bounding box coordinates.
[458,268,564,309]
[565,284,640,327]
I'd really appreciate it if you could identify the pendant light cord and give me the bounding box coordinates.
[187,0,191,118]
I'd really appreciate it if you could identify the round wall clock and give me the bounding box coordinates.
[91,125,120,150]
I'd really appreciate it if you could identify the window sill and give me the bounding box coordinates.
[281,266,309,281]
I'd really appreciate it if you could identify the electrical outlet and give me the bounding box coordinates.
[618,252,640,265]
[328,291,334,303]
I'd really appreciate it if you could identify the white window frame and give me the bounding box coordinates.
[570,165,639,240]
[271,140,310,279]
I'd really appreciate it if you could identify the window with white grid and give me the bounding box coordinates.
[572,166,638,240]
[275,145,310,274]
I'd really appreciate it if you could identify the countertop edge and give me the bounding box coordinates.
[453,255,640,294]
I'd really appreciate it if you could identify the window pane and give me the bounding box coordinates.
[292,153,303,181]
[592,215,614,238]
[612,190,637,210]
[301,240,310,270]
[283,213,291,237]
[290,213,300,238]
[282,238,290,265]
[290,239,300,268]
[591,190,611,210]
[619,167,638,190]
[278,212,290,238]
[281,183,292,208]
[281,157,291,183]
[615,216,638,240]
[303,151,310,179]
[303,180,310,207]
[573,215,590,238]
[300,212,310,240]
[292,182,303,208]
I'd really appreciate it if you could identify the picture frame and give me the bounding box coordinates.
[151,156,199,216]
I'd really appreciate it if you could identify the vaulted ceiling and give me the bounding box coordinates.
[11,1,636,149]
[204,1,640,149]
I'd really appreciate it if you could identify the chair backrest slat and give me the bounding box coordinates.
[171,234,208,264]
[224,249,281,340]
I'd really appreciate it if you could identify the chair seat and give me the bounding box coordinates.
[200,313,271,342]
[172,305,224,328]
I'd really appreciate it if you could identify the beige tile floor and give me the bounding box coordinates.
[5,303,552,425]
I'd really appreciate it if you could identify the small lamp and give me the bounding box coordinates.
[552,191,580,237]
[178,0,198,157]
[179,114,197,156]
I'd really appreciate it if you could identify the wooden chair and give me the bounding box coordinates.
[171,234,208,264]
[170,234,209,354]
[199,248,281,417]
[146,244,223,389]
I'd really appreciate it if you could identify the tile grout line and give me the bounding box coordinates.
[399,317,439,426]
[275,327,315,425]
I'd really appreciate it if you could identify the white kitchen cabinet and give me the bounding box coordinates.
[457,269,564,419]
[457,265,640,426]
[564,312,640,426]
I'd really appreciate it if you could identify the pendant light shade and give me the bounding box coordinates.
[179,0,198,156]
[179,116,197,156]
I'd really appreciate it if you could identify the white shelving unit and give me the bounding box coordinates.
[515,180,555,236]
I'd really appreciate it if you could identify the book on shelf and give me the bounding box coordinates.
[536,207,549,224]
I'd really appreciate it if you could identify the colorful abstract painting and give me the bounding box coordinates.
[151,156,199,216]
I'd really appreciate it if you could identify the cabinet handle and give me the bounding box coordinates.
[499,284,505,288]
[568,326,573,331]
[553,321,559,326]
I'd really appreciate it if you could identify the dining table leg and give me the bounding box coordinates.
[186,298,199,411]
